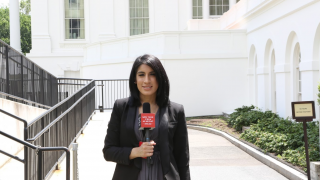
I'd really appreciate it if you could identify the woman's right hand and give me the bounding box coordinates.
[129,141,156,159]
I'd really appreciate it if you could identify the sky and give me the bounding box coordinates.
[0,0,23,8]
[0,0,9,7]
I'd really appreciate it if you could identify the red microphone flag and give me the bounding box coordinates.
[139,113,155,130]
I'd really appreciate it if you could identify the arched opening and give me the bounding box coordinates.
[270,50,276,112]
[293,43,301,101]
[254,54,258,106]
[248,45,256,105]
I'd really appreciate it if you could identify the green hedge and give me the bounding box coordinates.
[228,106,319,172]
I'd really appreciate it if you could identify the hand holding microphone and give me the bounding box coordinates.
[137,140,156,158]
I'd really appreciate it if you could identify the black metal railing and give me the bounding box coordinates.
[25,80,95,180]
[0,80,95,180]
[0,39,58,107]
[95,79,130,111]
[0,130,70,180]
[57,78,92,102]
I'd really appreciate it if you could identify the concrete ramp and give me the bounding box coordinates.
[49,110,288,180]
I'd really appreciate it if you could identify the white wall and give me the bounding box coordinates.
[0,99,46,168]
[83,30,248,116]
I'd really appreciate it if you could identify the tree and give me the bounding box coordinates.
[20,0,31,15]
[0,1,31,54]
[0,7,10,45]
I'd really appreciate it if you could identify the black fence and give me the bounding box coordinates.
[95,79,130,110]
[25,80,95,180]
[57,78,92,102]
[0,40,58,107]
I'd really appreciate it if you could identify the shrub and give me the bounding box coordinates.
[240,116,319,172]
[228,105,278,131]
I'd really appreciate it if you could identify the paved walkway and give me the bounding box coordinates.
[50,110,289,179]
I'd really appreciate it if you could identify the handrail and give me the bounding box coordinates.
[28,80,95,127]
[0,130,70,180]
[0,149,24,163]
[0,108,29,179]
[0,91,51,109]
[27,86,96,142]
[94,79,129,81]
[57,78,93,81]
[0,108,28,127]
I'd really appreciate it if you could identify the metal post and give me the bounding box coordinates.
[66,150,71,180]
[101,81,104,112]
[303,121,311,180]
[5,46,9,94]
[24,127,28,180]
[72,143,79,180]
[21,55,23,99]
[38,149,43,180]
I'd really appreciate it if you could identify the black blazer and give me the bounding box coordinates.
[102,97,190,180]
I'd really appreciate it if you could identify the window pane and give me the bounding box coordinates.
[144,0,148,7]
[80,19,84,29]
[198,7,202,16]
[193,7,197,16]
[65,20,70,38]
[144,19,149,29]
[210,6,216,15]
[79,8,84,18]
[210,0,215,5]
[129,0,134,7]
[223,0,229,5]
[71,19,79,28]
[79,29,85,39]
[138,8,142,17]
[217,6,222,15]
[130,8,135,17]
[71,29,78,39]
[217,0,222,5]
[198,0,202,6]
[223,6,229,13]
[193,0,197,6]
[143,8,149,17]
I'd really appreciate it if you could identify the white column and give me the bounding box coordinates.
[229,0,237,8]
[187,0,193,20]
[274,63,291,118]
[98,0,116,41]
[9,0,21,52]
[29,0,51,53]
[202,0,209,19]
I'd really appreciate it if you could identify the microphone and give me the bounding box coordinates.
[140,102,155,165]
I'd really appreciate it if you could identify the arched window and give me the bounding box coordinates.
[209,0,229,16]
[65,0,85,39]
[129,0,149,36]
[193,0,203,19]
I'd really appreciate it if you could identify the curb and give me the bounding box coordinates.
[187,125,308,180]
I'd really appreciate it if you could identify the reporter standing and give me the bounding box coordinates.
[102,54,190,180]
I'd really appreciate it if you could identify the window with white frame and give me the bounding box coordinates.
[193,0,203,19]
[65,0,85,39]
[130,0,149,36]
[209,0,229,16]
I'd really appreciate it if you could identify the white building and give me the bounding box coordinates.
[27,0,320,118]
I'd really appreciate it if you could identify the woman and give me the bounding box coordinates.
[103,54,190,180]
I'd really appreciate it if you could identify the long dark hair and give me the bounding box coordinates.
[129,54,170,107]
